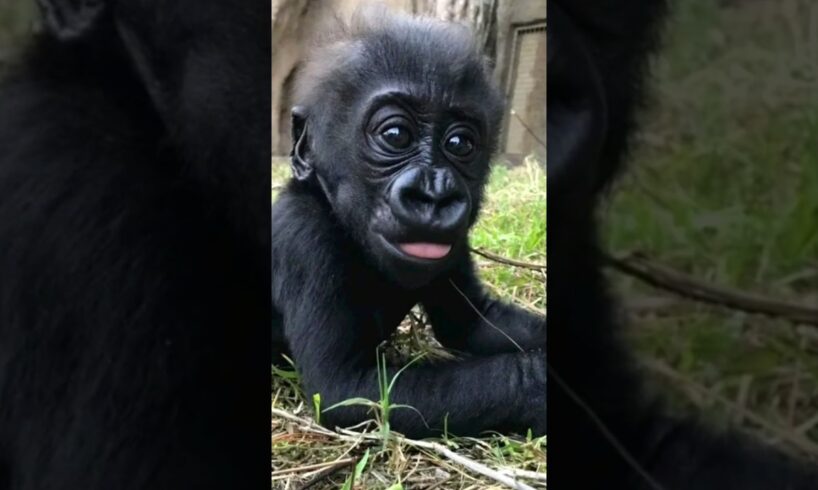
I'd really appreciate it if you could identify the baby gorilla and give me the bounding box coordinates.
[271,11,546,437]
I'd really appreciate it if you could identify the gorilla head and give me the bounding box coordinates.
[288,10,504,288]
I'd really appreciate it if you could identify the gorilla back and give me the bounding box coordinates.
[0,1,270,488]
[271,10,546,438]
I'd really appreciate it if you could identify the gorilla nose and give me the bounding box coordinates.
[388,167,471,236]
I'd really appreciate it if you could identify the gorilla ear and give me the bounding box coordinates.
[290,106,314,182]
[38,0,107,40]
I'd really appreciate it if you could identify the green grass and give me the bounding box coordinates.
[472,157,546,313]
[0,1,36,68]
[271,157,546,489]
[603,0,818,459]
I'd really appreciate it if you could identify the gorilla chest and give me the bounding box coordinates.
[361,292,418,342]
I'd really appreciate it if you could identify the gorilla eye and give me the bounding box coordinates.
[379,125,413,150]
[444,133,475,158]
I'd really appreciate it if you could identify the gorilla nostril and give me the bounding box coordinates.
[437,191,464,210]
[400,186,436,206]
[393,187,469,228]
[388,168,470,231]
[438,198,469,229]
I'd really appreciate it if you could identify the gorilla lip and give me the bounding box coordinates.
[397,242,452,259]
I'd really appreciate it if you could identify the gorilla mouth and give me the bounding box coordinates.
[398,242,452,260]
[376,234,455,263]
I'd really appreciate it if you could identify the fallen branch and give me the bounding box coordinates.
[498,468,548,483]
[383,436,539,490]
[470,248,546,272]
[605,252,818,326]
[338,429,534,490]
[296,458,358,490]
[271,407,543,490]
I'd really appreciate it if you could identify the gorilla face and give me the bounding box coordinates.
[295,86,492,289]
[289,18,503,289]
[363,91,486,287]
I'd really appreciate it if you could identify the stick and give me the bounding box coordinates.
[271,458,355,477]
[394,437,538,490]
[509,109,546,150]
[499,468,548,482]
[470,247,546,272]
[271,408,541,490]
[606,252,818,326]
[296,458,358,490]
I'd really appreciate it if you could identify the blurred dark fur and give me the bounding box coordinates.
[549,1,818,488]
[0,1,269,488]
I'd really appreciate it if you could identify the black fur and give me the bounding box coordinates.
[548,1,818,488]
[0,1,270,488]
[271,10,546,438]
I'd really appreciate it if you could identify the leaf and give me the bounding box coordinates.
[312,393,321,424]
[325,398,377,411]
[353,449,370,481]
[386,353,426,393]
[341,449,370,490]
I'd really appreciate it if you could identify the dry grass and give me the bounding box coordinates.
[272,157,545,489]
[605,0,818,462]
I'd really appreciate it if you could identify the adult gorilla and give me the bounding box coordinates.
[548,1,818,488]
[271,10,546,438]
[0,1,269,488]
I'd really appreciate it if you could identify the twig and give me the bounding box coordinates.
[470,248,546,272]
[271,458,355,477]
[509,109,546,150]
[272,407,335,434]
[421,475,453,490]
[605,252,818,326]
[795,412,818,435]
[547,365,666,490]
[271,407,540,490]
[499,468,548,482]
[296,458,358,490]
[395,437,538,490]
[336,428,538,490]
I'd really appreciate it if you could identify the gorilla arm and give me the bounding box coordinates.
[421,256,546,356]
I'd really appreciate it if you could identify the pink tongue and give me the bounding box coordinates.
[399,243,452,259]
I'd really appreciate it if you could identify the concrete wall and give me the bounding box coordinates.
[495,0,546,160]
[271,0,546,157]
[271,0,411,154]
